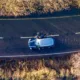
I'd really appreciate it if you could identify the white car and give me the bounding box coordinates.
[28,37,55,50]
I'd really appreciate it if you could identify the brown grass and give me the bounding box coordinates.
[0,53,80,80]
[0,0,80,16]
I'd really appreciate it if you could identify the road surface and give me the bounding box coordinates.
[0,16,80,57]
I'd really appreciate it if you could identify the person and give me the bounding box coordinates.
[36,31,48,38]
[35,32,40,38]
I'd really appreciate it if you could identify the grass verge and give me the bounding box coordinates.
[0,53,80,80]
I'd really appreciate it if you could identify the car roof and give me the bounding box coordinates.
[35,37,54,47]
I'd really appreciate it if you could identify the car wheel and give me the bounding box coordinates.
[38,48,40,50]
[30,48,32,50]
[48,47,51,48]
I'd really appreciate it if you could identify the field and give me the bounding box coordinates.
[0,0,80,16]
[0,53,79,80]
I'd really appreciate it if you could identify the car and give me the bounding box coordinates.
[28,37,55,50]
